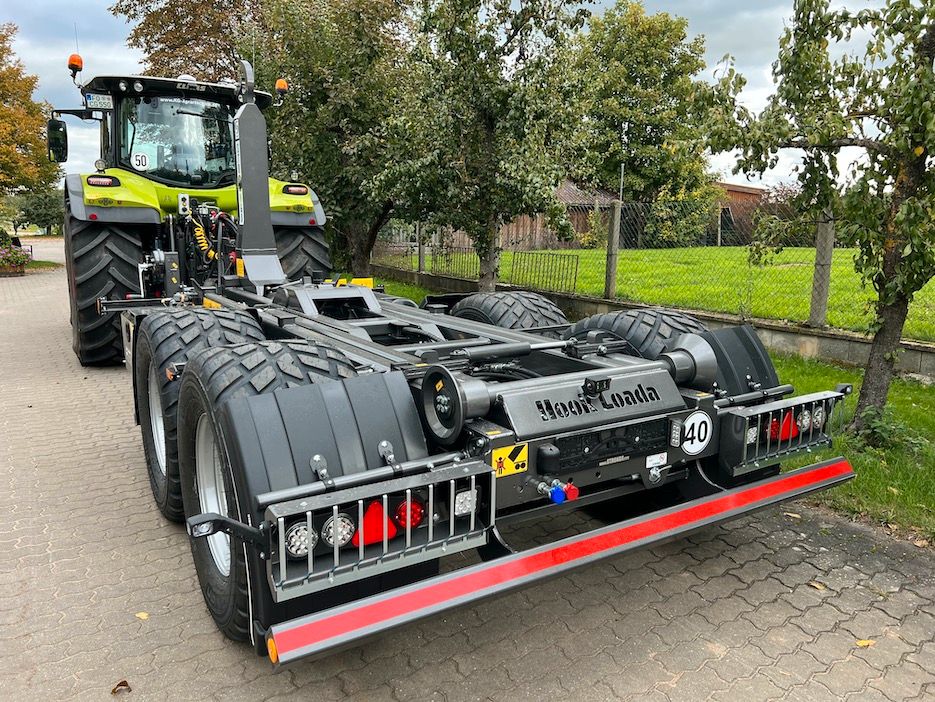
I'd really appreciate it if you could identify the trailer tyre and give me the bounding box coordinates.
[135,309,266,522]
[563,308,708,359]
[177,341,358,641]
[451,291,568,337]
[64,212,146,365]
[274,226,331,280]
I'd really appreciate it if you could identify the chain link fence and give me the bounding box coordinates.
[372,202,934,342]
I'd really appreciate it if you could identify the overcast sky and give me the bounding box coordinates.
[7,0,802,186]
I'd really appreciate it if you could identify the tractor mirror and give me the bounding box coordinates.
[47,119,68,162]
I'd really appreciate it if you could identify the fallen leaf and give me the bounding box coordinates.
[808,581,827,591]
[913,539,930,548]
[888,486,900,496]
[783,512,801,519]
[856,639,875,648]
[134,612,149,621]
[111,680,131,695]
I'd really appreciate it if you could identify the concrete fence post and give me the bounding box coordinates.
[604,200,622,299]
[808,207,834,328]
[416,222,425,273]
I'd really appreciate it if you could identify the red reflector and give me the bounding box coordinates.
[769,411,799,441]
[394,499,425,529]
[283,184,308,195]
[351,501,397,547]
[308,217,317,225]
[89,213,98,220]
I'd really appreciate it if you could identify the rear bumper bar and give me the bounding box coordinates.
[266,457,853,665]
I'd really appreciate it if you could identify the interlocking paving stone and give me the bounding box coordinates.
[2,253,935,700]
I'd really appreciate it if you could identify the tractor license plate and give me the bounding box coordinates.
[491,444,528,478]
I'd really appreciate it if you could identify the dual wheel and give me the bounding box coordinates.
[137,310,357,639]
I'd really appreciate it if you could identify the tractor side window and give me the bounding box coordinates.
[117,96,235,188]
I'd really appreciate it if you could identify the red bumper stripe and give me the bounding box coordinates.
[273,458,853,659]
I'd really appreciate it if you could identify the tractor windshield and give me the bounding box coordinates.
[117,96,235,188]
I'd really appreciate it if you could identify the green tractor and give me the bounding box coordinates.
[48,54,330,365]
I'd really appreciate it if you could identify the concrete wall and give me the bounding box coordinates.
[372,264,935,379]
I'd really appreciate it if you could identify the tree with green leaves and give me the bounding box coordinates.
[0,24,60,197]
[704,0,935,430]
[110,0,259,81]
[12,190,65,235]
[371,0,585,291]
[570,1,709,203]
[251,0,408,273]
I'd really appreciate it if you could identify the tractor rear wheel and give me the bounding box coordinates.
[450,291,568,337]
[563,308,708,359]
[135,309,266,522]
[64,213,146,365]
[177,341,358,641]
[274,226,331,280]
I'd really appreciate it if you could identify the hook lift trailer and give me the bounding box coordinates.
[102,61,854,666]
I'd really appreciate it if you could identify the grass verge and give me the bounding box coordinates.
[26,260,63,271]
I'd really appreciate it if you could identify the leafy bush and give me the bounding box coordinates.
[0,245,32,267]
[641,182,723,249]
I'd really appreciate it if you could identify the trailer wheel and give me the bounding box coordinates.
[451,291,568,337]
[135,309,266,522]
[274,226,331,280]
[64,213,146,365]
[177,341,357,641]
[563,308,708,359]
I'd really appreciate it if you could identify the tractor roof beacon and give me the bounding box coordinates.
[85,60,854,667]
[49,56,328,367]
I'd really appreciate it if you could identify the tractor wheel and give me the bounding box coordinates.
[177,341,358,641]
[450,291,568,337]
[135,309,266,522]
[563,308,708,359]
[64,213,145,365]
[273,226,331,280]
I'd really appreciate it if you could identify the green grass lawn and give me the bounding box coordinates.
[25,260,62,271]
[378,246,935,341]
[381,277,935,537]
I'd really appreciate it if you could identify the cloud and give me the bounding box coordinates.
[8,1,142,173]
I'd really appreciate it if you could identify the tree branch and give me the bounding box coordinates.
[778,137,890,154]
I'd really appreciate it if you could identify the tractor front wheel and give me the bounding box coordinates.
[64,214,146,365]
[274,226,331,280]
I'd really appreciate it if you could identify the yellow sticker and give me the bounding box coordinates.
[435,379,444,392]
[235,258,245,277]
[203,298,222,309]
[491,444,528,478]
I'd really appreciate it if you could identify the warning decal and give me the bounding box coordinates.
[491,443,529,478]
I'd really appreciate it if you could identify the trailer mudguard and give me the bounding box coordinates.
[264,457,854,665]
[217,371,429,523]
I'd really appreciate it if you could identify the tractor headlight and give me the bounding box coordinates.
[283,521,317,559]
[133,80,144,93]
[745,426,759,444]
[812,405,826,429]
[118,80,128,92]
[322,513,356,548]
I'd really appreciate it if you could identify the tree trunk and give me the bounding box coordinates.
[807,207,834,328]
[852,293,910,431]
[344,200,394,276]
[477,221,500,292]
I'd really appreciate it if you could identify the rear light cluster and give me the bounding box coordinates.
[87,175,120,187]
[755,405,827,444]
[282,184,309,195]
[268,465,494,602]
[279,491,475,560]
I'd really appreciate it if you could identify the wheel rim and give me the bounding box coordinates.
[195,413,231,576]
[148,364,167,475]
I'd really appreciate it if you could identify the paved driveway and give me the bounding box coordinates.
[2,253,935,701]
